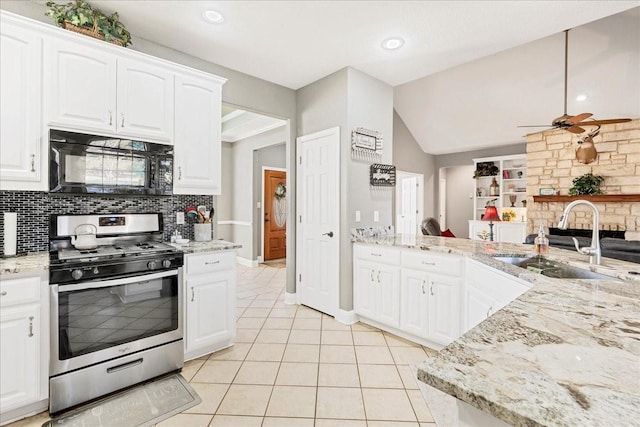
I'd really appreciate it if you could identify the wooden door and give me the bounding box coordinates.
[264,169,287,260]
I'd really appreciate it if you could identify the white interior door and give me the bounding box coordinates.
[395,171,423,235]
[296,127,340,317]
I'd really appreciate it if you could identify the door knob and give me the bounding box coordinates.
[322,231,334,238]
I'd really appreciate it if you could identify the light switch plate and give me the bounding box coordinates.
[373,211,379,222]
[176,212,185,224]
[257,202,261,209]
[355,211,361,222]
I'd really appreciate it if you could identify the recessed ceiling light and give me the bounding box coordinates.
[203,10,224,24]
[381,37,404,50]
[575,94,588,102]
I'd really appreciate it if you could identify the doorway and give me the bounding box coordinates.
[263,168,287,261]
[395,171,424,235]
[439,165,474,238]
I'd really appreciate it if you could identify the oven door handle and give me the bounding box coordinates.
[56,270,179,293]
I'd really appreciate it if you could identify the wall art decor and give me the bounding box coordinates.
[351,127,383,161]
[370,164,396,186]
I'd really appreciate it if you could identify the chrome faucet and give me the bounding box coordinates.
[557,200,601,265]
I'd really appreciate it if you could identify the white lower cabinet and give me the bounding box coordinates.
[0,272,48,425]
[353,256,400,328]
[463,259,530,332]
[183,251,236,361]
[427,274,462,346]
[468,220,527,243]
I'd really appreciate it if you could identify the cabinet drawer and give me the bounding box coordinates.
[402,250,463,277]
[186,251,235,275]
[0,275,40,307]
[353,244,400,265]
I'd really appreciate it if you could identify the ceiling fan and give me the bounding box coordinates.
[519,29,631,134]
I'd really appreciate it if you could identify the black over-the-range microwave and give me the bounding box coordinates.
[49,130,173,196]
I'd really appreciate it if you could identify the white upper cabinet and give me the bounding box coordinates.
[45,37,117,134]
[174,73,225,195]
[45,35,174,144]
[116,57,174,142]
[0,16,45,190]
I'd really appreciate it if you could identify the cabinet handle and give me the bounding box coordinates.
[121,112,125,127]
[370,253,382,257]
[178,167,182,180]
[108,110,113,125]
[205,260,220,265]
[191,286,195,302]
[376,271,380,283]
[430,282,434,296]
[486,306,493,319]
[28,316,34,337]
[30,154,35,172]
[370,271,374,282]
[421,261,435,266]
[0,290,7,296]
[421,281,426,294]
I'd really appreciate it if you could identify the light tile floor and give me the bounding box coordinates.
[8,262,437,427]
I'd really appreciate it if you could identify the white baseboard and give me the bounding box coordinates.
[257,256,264,262]
[237,257,259,268]
[284,292,296,305]
[335,309,357,325]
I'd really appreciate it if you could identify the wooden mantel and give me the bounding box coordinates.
[533,194,640,203]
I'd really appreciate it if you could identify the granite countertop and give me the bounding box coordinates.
[169,239,242,254]
[354,234,640,426]
[0,252,49,276]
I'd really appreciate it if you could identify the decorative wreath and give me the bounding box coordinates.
[274,183,286,200]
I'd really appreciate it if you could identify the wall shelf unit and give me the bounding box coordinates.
[472,154,527,221]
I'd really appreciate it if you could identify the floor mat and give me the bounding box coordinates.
[43,374,201,427]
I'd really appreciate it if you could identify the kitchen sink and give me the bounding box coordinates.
[493,255,619,280]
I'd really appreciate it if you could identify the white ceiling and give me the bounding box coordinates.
[29,0,640,154]
[221,105,286,142]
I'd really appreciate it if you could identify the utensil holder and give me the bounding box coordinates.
[194,223,212,242]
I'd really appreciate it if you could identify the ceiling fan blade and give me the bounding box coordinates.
[567,125,585,134]
[577,118,632,126]
[565,112,592,124]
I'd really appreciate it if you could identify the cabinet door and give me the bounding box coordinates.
[174,74,222,195]
[0,305,39,412]
[376,264,401,328]
[468,221,492,241]
[427,274,461,346]
[0,20,43,188]
[496,223,527,244]
[400,268,429,338]
[353,260,377,320]
[463,284,496,332]
[185,270,235,355]
[117,57,174,142]
[45,37,117,133]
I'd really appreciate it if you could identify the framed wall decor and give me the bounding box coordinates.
[352,127,383,161]
[370,164,396,186]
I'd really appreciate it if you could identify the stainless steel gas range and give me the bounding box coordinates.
[48,213,184,414]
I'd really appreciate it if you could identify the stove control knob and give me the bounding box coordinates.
[71,269,83,280]
[162,260,172,268]
[93,267,99,274]
[147,261,158,270]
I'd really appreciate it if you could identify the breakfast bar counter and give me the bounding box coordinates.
[352,234,640,427]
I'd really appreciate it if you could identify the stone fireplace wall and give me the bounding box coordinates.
[525,119,640,234]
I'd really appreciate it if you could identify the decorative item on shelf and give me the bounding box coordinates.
[517,171,523,179]
[568,172,604,195]
[476,187,486,197]
[473,162,499,178]
[351,127,382,161]
[539,188,556,196]
[481,199,501,241]
[508,183,516,192]
[509,194,517,207]
[489,177,500,196]
[521,200,527,208]
[369,164,396,186]
[45,0,132,47]
[502,170,510,179]
[502,208,516,222]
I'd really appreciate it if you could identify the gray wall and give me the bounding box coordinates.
[297,67,393,312]
[2,1,298,289]
[253,144,287,259]
[392,110,436,219]
[441,165,475,238]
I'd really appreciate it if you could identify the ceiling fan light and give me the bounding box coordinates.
[576,94,588,102]
[203,10,224,24]
[381,37,405,50]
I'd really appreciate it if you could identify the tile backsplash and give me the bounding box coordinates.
[0,191,213,255]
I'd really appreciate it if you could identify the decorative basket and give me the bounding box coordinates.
[62,18,124,46]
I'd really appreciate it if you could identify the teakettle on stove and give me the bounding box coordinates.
[70,223,98,250]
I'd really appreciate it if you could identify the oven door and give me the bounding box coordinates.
[50,269,182,377]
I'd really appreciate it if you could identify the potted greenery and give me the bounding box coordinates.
[46,0,132,47]
[568,172,605,196]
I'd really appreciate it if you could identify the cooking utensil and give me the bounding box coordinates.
[206,207,215,223]
[70,223,98,250]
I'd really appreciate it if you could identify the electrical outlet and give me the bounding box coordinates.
[176,212,185,225]
[373,211,379,222]
[257,202,261,209]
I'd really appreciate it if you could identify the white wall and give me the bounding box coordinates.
[441,165,475,238]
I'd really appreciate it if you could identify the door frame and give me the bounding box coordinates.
[261,166,287,262]
[395,170,424,235]
[295,126,340,316]
[439,174,447,230]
